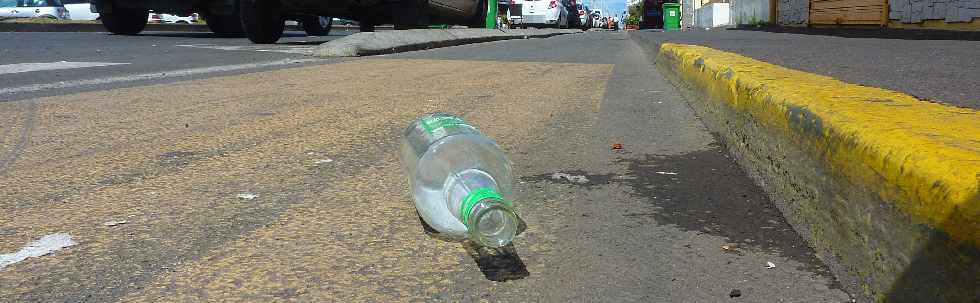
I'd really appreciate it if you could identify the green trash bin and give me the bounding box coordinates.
[662,3,681,30]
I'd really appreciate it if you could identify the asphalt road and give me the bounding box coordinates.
[0,30,357,102]
[1,31,853,302]
[630,28,980,109]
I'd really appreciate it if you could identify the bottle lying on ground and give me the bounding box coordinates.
[400,113,519,248]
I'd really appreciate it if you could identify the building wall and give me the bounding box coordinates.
[731,0,770,24]
[696,2,732,26]
[889,0,980,24]
[778,0,809,24]
[683,0,697,27]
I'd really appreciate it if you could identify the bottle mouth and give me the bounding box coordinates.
[466,199,518,248]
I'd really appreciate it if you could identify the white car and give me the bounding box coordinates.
[508,0,571,28]
[0,0,69,19]
[577,4,590,28]
[590,10,603,28]
[147,11,197,24]
[62,0,97,20]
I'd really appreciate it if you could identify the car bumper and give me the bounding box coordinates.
[511,13,558,25]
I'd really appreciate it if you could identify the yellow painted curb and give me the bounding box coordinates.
[658,43,980,247]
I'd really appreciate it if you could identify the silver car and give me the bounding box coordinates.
[0,0,70,19]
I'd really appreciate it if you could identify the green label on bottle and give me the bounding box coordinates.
[420,116,467,134]
[460,188,510,225]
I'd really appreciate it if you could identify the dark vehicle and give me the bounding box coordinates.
[91,0,488,43]
[640,0,674,29]
[561,0,579,28]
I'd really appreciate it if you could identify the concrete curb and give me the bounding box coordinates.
[0,23,365,32]
[655,43,979,301]
[313,28,582,57]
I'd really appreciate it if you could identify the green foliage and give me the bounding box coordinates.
[628,3,642,21]
[626,15,641,25]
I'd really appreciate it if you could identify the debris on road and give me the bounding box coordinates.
[729,289,742,298]
[236,193,258,200]
[766,261,776,269]
[551,172,590,184]
[721,244,745,256]
[401,113,520,248]
[611,143,623,150]
[102,220,128,227]
[314,159,334,164]
[655,171,678,175]
[0,233,76,270]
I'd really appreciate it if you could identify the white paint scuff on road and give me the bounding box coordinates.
[655,171,678,175]
[551,172,590,184]
[0,58,322,97]
[0,233,76,270]
[0,61,129,75]
[102,220,128,227]
[177,44,316,55]
[314,159,334,164]
[237,193,258,200]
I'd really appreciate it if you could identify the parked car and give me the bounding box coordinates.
[508,0,571,28]
[91,0,487,43]
[590,10,602,28]
[576,3,590,29]
[332,17,355,25]
[561,0,580,28]
[62,0,97,20]
[299,15,331,36]
[0,0,69,19]
[148,11,197,23]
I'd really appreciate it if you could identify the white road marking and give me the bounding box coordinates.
[0,233,76,270]
[177,44,318,55]
[0,58,322,97]
[0,61,129,75]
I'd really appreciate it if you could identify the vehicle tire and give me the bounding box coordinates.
[359,21,375,32]
[100,5,148,35]
[301,15,332,36]
[240,0,284,44]
[393,0,430,29]
[468,0,487,28]
[204,13,244,35]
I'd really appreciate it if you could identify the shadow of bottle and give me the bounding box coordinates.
[416,211,530,282]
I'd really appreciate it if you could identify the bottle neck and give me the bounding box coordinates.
[463,196,518,248]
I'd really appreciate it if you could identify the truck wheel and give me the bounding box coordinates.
[101,5,148,35]
[301,15,332,36]
[205,13,243,35]
[240,0,284,43]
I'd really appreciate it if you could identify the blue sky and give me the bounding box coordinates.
[583,0,626,16]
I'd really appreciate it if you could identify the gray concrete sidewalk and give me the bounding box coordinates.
[630,28,980,109]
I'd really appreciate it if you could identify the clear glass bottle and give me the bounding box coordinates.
[400,113,518,248]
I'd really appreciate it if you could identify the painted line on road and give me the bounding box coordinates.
[177,44,317,55]
[0,58,323,98]
[0,233,76,270]
[0,61,129,75]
